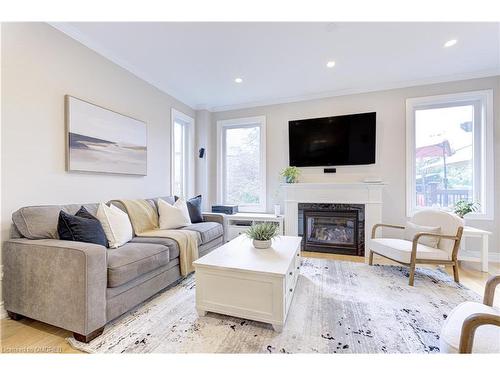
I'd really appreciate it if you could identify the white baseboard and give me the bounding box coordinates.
[459,250,500,263]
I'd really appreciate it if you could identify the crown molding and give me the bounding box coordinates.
[48,23,499,114]
[208,69,500,112]
[48,22,197,110]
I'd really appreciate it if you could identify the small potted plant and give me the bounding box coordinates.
[281,166,300,183]
[246,222,279,249]
[454,200,480,218]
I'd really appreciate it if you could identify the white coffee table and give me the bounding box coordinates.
[193,235,302,332]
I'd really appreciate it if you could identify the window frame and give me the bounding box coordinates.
[405,90,494,220]
[216,115,267,213]
[171,108,195,198]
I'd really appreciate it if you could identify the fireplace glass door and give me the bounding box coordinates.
[303,211,359,254]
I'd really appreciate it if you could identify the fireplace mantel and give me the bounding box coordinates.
[282,182,385,260]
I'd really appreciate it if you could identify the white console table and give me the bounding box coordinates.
[459,226,491,272]
[218,212,284,242]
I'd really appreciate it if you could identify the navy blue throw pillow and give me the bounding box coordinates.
[57,207,108,247]
[186,195,204,223]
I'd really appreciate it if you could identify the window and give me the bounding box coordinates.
[406,90,493,219]
[217,116,266,212]
[171,109,194,198]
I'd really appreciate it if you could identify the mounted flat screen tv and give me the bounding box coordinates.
[288,112,376,167]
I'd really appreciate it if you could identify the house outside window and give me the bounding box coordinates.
[217,116,266,212]
[406,90,494,219]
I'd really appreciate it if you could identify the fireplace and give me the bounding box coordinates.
[298,203,365,256]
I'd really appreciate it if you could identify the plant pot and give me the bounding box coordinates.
[285,176,296,183]
[253,239,272,249]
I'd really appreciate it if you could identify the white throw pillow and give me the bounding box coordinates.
[404,221,441,248]
[158,198,192,229]
[96,203,133,248]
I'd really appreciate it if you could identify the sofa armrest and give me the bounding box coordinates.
[202,212,225,225]
[2,238,107,335]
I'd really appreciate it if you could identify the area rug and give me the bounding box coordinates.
[67,258,481,353]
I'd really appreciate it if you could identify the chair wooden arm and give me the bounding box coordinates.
[459,313,500,353]
[371,223,405,239]
[412,232,460,243]
[483,275,500,306]
[412,227,464,261]
[408,232,461,270]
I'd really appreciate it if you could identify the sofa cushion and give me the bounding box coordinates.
[12,203,99,239]
[152,196,176,208]
[130,236,180,260]
[404,222,441,248]
[57,209,108,247]
[97,203,133,249]
[368,238,450,264]
[107,242,170,287]
[440,301,500,353]
[158,198,192,229]
[182,222,223,244]
[186,195,204,223]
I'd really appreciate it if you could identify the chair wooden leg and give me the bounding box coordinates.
[453,262,460,283]
[409,263,416,286]
[368,250,374,266]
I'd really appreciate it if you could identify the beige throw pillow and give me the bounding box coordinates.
[158,198,192,229]
[404,221,441,248]
[96,203,133,248]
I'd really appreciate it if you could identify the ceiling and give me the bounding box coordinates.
[52,22,500,111]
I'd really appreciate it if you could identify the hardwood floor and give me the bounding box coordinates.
[1,252,498,354]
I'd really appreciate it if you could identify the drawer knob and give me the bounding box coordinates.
[289,288,293,292]
[297,266,300,270]
[289,271,293,276]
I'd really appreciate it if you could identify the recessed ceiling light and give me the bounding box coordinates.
[444,39,457,48]
[326,61,336,68]
[234,77,243,83]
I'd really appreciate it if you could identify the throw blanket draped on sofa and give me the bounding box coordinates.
[115,199,199,276]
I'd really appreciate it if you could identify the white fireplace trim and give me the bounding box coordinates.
[282,182,385,261]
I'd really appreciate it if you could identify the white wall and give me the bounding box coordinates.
[0,23,195,313]
[210,76,500,257]
[195,109,213,210]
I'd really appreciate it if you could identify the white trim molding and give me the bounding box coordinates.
[171,108,195,198]
[208,70,500,112]
[217,116,267,213]
[406,90,494,220]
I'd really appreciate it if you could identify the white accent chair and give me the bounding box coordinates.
[440,275,500,353]
[368,210,464,286]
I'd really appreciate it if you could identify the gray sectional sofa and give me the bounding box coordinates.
[2,196,224,343]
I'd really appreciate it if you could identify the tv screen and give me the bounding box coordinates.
[288,112,376,167]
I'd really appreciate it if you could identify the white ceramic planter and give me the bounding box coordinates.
[253,239,272,249]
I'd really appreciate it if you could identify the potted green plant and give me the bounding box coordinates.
[281,166,300,183]
[246,222,279,249]
[454,200,480,218]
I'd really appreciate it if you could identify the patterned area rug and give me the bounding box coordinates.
[68,258,480,353]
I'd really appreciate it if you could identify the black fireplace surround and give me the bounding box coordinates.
[298,203,365,256]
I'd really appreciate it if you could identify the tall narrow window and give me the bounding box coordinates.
[171,109,194,198]
[217,116,266,212]
[406,90,493,219]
